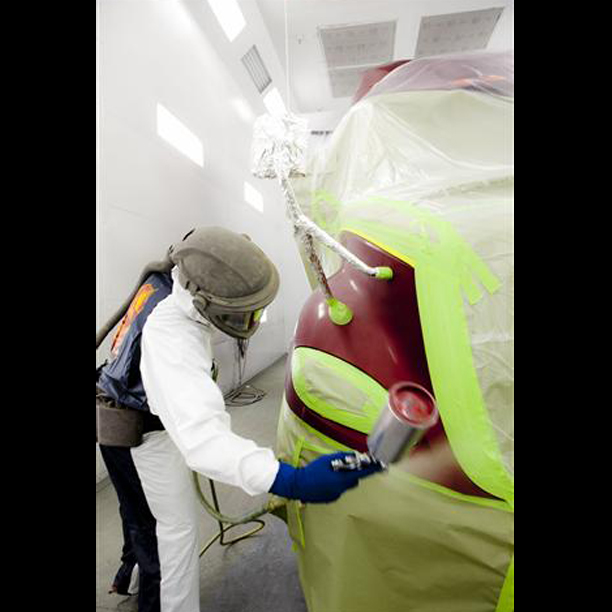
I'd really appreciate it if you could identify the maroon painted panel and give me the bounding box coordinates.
[286,231,496,499]
[352,60,411,103]
[294,232,433,393]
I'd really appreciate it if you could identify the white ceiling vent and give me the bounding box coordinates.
[415,8,504,58]
[241,45,272,94]
[318,21,396,99]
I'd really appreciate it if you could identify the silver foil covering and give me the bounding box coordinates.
[250,113,309,180]
[251,112,390,304]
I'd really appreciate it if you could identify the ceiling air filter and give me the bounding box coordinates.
[415,7,504,57]
[318,21,396,98]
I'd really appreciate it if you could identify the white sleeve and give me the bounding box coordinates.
[140,299,280,496]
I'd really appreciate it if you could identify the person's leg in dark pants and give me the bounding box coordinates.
[100,445,161,612]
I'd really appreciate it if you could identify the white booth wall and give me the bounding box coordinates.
[96,0,310,484]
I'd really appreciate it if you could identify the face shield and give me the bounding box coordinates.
[221,308,264,330]
[205,308,265,339]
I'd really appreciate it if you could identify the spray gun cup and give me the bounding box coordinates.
[367,382,438,465]
[388,382,438,429]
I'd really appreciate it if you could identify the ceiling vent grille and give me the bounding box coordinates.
[318,21,396,99]
[241,45,272,94]
[415,8,504,57]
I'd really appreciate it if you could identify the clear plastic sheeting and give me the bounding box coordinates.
[363,50,513,100]
[277,50,514,611]
[300,89,513,266]
[288,51,514,491]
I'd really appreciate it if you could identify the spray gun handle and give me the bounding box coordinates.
[330,452,386,472]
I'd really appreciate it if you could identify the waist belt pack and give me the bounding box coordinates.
[96,388,145,447]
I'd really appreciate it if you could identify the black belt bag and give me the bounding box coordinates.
[96,388,144,448]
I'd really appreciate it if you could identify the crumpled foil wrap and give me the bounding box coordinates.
[250,113,309,179]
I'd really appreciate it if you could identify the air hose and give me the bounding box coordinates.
[95,256,174,349]
[223,338,267,406]
[193,473,287,557]
[199,336,287,555]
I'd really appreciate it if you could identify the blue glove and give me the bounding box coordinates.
[269,452,382,503]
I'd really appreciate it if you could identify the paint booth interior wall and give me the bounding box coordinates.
[96,0,310,484]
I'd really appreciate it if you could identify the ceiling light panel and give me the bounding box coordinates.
[206,0,245,42]
[319,21,396,69]
[262,87,286,117]
[415,7,504,58]
[244,181,264,213]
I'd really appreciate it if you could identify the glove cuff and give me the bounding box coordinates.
[268,461,298,499]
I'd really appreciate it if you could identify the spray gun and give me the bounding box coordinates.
[331,382,438,472]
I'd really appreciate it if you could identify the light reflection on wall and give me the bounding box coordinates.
[156,103,204,167]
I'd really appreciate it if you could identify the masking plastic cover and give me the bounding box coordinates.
[276,398,513,612]
[276,50,514,611]
[289,50,514,496]
[362,50,513,100]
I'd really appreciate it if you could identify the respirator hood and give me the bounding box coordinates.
[168,227,279,339]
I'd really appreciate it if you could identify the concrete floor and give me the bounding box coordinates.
[96,355,308,612]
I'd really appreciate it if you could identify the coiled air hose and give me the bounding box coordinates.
[223,337,267,406]
[96,256,287,557]
[193,474,286,557]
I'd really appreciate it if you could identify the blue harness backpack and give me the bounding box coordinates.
[97,271,173,430]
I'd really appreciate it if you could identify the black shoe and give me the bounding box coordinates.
[109,560,137,596]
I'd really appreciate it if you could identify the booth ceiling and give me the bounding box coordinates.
[255,0,510,113]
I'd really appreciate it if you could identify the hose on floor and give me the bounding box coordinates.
[223,338,267,406]
[193,472,287,557]
[197,342,286,556]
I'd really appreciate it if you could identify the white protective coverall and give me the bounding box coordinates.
[134,266,281,612]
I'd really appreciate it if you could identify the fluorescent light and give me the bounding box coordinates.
[231,98,255,124]
[207,0,246,42]
[263,87,286,117]
[156,103,204,167]
[244,181,264,213]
